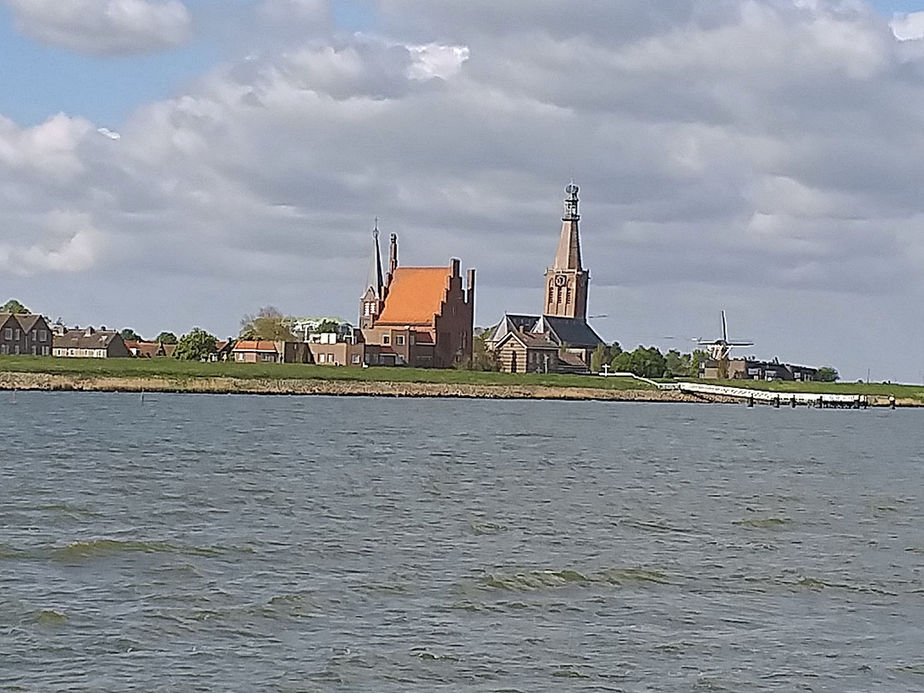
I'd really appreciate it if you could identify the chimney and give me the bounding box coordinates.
[387,233,398,284]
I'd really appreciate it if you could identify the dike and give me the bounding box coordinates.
[0,371,712,402]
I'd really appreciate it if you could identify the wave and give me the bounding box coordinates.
[52,539,224,561]
[478,566,669,592]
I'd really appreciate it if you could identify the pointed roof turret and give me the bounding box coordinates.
[366,219,384,298]
[553,183,582,270]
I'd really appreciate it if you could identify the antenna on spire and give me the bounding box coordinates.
[373,216,379,239]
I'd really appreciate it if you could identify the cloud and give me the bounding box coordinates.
[890,11,924,41]
[4,1,924,379]
[3,0,191,55]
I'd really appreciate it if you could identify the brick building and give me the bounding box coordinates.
[0,313,53,356]
[359,227,474,368]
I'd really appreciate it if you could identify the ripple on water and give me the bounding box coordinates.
[50,539,225,562]
[477,566,670,592]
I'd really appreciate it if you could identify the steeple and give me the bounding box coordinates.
[544,183,589,320]
[366,219,384,299]
[553,183,582,271]
[360,220,386,329]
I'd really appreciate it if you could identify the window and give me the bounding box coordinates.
[39,330,47,341]
[14,345,20,354]
[396,335,405,346]
[383,336,390,345]
[15,329,20,340]
[352,354,361,364]
[0,345,7,355]
[3,327,10,340]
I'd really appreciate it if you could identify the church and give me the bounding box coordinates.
[358,228,475,368]
[486,184,604,374]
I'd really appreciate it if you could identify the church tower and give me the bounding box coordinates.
[544,183,589,319]
[359,222,385,329]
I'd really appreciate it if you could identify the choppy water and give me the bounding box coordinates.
[1,392,923,692]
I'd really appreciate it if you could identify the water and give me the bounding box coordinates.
[1,392,922,692]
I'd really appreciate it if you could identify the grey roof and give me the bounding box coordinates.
[496,330,558,351]
[54,329,122,350]
[365,228,384,298]
[535,315,604,348]
[0,313,49,333]
[15,314,46,333]
[486,313,540,342]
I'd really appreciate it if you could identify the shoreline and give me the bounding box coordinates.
[1,371,918,405]
[0,371,718,403]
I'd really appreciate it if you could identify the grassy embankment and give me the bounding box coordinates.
[671,377,924,403]
[0,355,651,391]
[3,356,921,402]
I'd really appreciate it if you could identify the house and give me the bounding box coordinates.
[700,357,817,382]
[484,314,542,351]
[125,340,176,358]
[231,340,310,364]
[0,313,53,356]
[494,330,560,374]
[306,331,365,366]
[53,327,131,358]
[359,227,475,368]
[215,340,235,361]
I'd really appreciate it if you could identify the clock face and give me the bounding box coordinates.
[554,274,567,287]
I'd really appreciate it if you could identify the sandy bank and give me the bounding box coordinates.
[0,371,710,402]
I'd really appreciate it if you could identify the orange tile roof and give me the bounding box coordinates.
[377,267,450,325]
[232,340,278,352]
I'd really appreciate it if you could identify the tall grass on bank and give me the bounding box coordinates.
[0,356,652,390]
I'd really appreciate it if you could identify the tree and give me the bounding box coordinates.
[591,342,620,373]
[315,319,340,334]
[240,306,294,341]
[816,366,839,382]
[468,332,499,371]
[689,349,708,379]
[664,349,689,378]
[1,299,29,314]
[590,343,608,373]
[175,328,218,361]
[120,328,143,342]
[155,331,178,344]
[610,345,668,379]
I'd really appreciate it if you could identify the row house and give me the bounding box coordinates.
[0,313,53,356]
[53,327,132,358]
[231,340,310,363]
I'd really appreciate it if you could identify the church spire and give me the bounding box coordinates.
[544,183,589,320]
[553,183,582,271]
[366,219,384,299]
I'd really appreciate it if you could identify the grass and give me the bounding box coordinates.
[0,356,653,391]
[671,377,924,402]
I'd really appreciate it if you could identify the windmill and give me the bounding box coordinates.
[696,311,754,379]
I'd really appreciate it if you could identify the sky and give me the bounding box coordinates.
[2,0,924,383]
